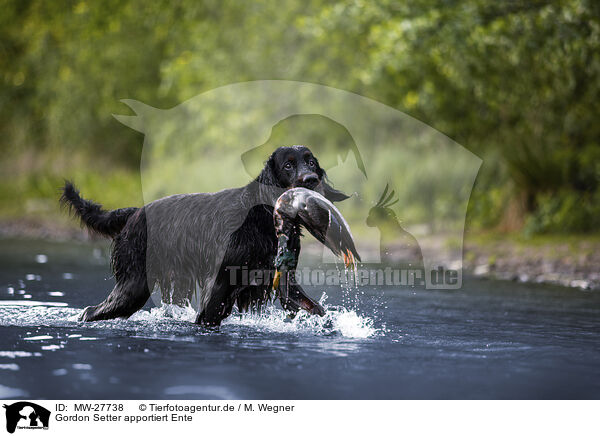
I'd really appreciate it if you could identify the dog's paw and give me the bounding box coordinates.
[78,306,96,322]
[311,303,326,317]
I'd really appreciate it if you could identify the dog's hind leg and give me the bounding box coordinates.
[79,275,151,321]
[79,209,152,322]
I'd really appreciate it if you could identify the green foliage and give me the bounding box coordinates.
[1,0,599,234]
[524,189,600,234]
[0,147,142,222]
[296,0,600,233]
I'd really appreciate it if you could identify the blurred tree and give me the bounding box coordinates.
[1,0,598,232]
[295,0,600,231]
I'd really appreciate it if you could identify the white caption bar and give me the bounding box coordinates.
[1,400,597,436]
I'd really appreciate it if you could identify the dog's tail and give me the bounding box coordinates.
[60,181,139,238]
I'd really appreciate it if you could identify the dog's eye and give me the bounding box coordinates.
[284,162,293,170]
[308,160,316,168]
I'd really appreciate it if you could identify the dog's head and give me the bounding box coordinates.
[258,145,349,202]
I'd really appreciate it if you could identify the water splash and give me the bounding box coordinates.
[0,295,379,339]
[222,295,378,338]
[129,303,197,322]
[114,299,378,338]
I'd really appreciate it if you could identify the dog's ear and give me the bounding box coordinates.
[315,163,350,202]
[256,152,280,187]
[319,169,349,202]
[322,181,350,202]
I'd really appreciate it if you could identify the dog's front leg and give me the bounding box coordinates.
[275,272,325,317]
[287,282,325,316]
[195,278,234,327]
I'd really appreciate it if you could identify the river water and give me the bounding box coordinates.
[0,238,598,399]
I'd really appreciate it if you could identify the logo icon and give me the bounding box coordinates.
[3,402,50,434]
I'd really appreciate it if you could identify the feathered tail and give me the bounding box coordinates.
[60,181,138,238]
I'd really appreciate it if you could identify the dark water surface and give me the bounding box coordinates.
[0,238,598,399]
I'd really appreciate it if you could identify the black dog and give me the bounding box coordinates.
[61,145,348,326]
